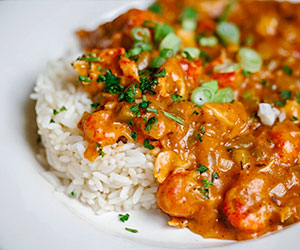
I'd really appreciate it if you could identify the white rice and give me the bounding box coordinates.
[31,57,158,213]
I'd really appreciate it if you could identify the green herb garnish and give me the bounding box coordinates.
[91,103,100,109]
[79,75,91,82]
[145,117,158,133]
[196,164,208,173]
[119,213,130,222]
[154,68,166,78]
[291,116,298,122]
[143,139,155,150]
[98,70,123,94]
[227,147,234,152]
[212,171,219,182]
[125,227,138,233]
[283,65,293,75]
[171,94,182,102]
[162,111,184,124]
[131,132,138,141]
[130,105,141,117]
[50,119,55,123]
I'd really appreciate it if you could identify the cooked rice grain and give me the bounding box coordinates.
[32,58,158,213]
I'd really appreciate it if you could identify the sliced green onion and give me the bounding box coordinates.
[182,47,200,59]
[131,27,148,42]
[238,47,262,73]
[213,63,240,73]
[154,23,174,43]
[182,19,197,31]
[201,80,218,93]
[191,87,215,107]
[160,48,174,59]
[151,56,166,68]
[216,21,240,45]
[180,7,198,31]
[159,33,182,55]
[198,36,218,47]
[126,47,143,58]
[219,0,238,22]
[162,111,184,124]
[133,41,152,51]
[214,88,234,103]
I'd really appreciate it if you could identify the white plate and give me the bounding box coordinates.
[0,1,299,250]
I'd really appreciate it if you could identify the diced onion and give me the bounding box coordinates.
[216,21,240,45]
[257,103,279,126]
[238,47,263,73]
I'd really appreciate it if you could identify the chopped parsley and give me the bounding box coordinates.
[98,70,123,94]
[212,171,219,182]
[143,139,154,150]
[94,143,105,157]
[202,178,213,188]
[283,65,293,75]
[154,68,166,78]
[149,2,162,14]
[125,227,138,233]
[77,52,100,62]
[274,100,285,107]
[171,94,182,102]
[50,119,55,123]
[139,100,151,109]
[196,164,208,173]
[119,213,130,222]
[261,79,267,86]
[138,69,152,76]
[197,133,203,142]
[79,75,91,82]
[227,147,234,152]
[162,111,184,124]
[200,126,205,135]
[139,77,159,94]
[275,90,292,107]
[267,139,273,144]
[119,85,136,103]
[70,192,76,197]
[280,90,291,100]
[131,132,138,141]
[53,106,67,115]
[130,105,141,117]
[290,116,298,121]
[128,120,134,126]
[192,111,199,115]
[91,103,100,109]
[98,149,105,157]
[145,117,158,133]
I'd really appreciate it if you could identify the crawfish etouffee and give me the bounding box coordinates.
[72,0,300,241]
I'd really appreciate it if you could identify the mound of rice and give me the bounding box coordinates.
[31,57,158,214]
